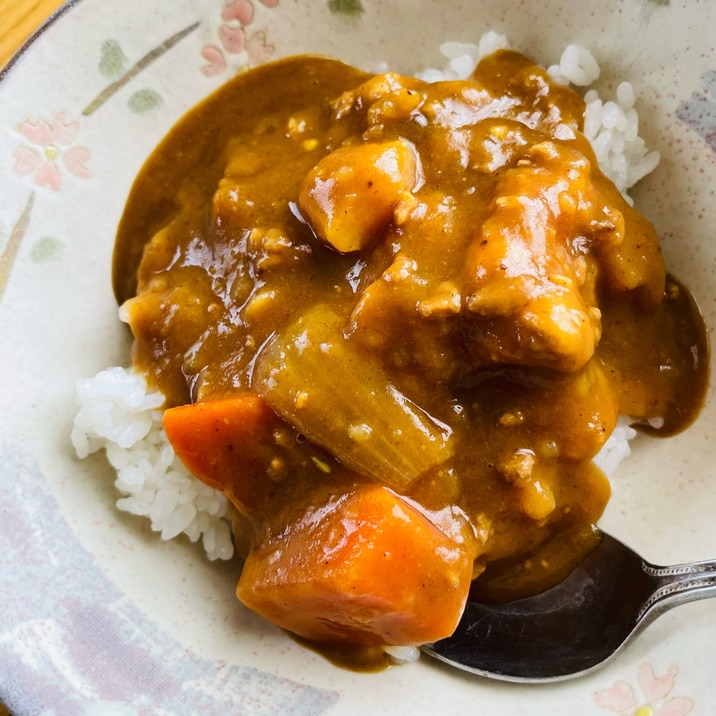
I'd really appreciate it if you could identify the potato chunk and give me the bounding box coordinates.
[298,139,421,253]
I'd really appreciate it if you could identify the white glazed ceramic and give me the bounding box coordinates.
[1,1,714,713]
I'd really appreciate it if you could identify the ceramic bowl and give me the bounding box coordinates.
[1,1,714,713]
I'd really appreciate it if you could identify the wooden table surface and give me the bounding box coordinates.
[1,0,67,70]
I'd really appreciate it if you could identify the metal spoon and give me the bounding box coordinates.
[422,531,716,682]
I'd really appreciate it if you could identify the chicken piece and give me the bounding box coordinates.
[298,139,422,253]
[331,72,424,120]
[463,141,615,372]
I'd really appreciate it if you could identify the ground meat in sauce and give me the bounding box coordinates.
[113,52,708,665]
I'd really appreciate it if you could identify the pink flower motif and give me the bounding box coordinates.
[200,46,227,77]
[13,113,91,192]
[222,0,254,25]
[639,663,679,704]
[595,680,637,712]
[219,24,246,55]
[201,0,276,77]
[594,663,695,716]
[246,31,274,64]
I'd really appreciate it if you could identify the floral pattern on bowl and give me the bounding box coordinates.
[595,663,694,716]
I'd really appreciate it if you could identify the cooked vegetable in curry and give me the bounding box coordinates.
[113,52,708,667]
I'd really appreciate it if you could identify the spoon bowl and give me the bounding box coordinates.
[422,532,716,682]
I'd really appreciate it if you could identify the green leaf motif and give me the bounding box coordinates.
[128,89,164,113]
[30,237,65,264]
[328,0,364,18]
[99,40,129,79]
[0,222,7,256]
[0,193,34,304]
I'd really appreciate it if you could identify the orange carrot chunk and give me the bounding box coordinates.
[237,484,474,647]
[162,393,279,516]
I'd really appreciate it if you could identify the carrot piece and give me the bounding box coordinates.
[162,394,279,516]
[236,484,475,646]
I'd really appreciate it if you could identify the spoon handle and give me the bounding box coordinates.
[640,557,716,622]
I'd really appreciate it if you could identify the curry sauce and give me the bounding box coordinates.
[113,53,708,662]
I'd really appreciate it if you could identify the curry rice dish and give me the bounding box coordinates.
[73,43,709,669]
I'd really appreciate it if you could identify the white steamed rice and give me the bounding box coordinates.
[72,367,234,561]
[416,33,660,198]
[72,34,651,565]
